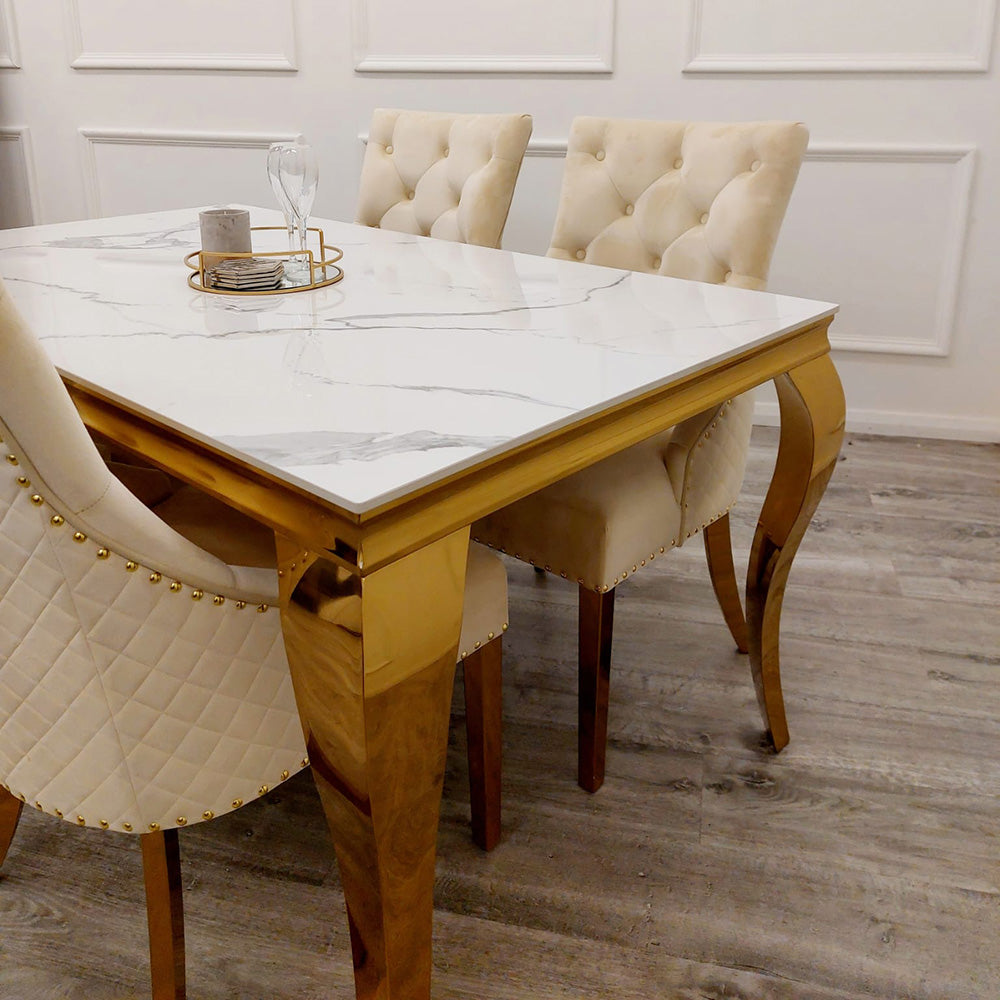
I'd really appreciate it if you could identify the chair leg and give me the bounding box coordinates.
[578,585,615,793]
[703,512,749,654]
[0,786,24,869]
[141,829,186,1000]
[463,639,503,851]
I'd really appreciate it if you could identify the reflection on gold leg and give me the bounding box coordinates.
[277,529,470,1000]
[747,354,845,752]
[0,786,24,868]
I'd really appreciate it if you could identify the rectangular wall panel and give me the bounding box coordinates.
[0,129,37,228]
[0,0,20,67]
[687,0,995,71]
[68,0,297,70]
[353,0,614,72]
[79,131,296,217]
[768,146,975,356]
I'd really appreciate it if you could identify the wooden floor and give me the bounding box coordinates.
[2,430,997,999]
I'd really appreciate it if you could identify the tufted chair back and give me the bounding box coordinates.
[356,108,533,248]
[0,279,306,835]
[548,117,809,289]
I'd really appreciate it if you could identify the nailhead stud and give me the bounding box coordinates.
[169,581,182,593]
[501,623,508,632]
[34,801,42,810]
[5,454,17,465]
[191,589,204,601]
[16,475,29,487]
[257,604,268,613]
[487,631,495,640]
[203,810,215,820]
[280,770,290,780]
[72,531,86,543]
[30,494,44,506]
[96,548,110,560]
[176,817,187,826]
[148,823,160,832]
[99,819,109,829]
[123,822,133,832]
[460,650,468,659]
[125,560,138,572]
[50,514,64,526]
[235,600,247,610]
[213,595,225,606]
[232,798,243,808]
[76,816,85,825]
[149,572,162,584]
[258,785,269,795]
[54,809,63,818]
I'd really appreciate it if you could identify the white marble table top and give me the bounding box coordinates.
[0,208,837,515]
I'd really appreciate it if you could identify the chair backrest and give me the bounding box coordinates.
[356,108,533,249]
[547,117,809,289]
[0,281,305,834]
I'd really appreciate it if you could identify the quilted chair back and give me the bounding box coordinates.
[548,117,809,289]
[356,108,533,248]
[0,281,306,836]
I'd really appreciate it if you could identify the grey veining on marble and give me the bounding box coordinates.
[0,208,837,513]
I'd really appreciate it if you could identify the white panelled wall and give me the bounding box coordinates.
[1,0,998,440]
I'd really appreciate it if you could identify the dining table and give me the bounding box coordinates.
[0,206,844,999]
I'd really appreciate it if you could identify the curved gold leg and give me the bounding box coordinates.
[277,530,469,1000]
[0,786,24,869]
[747,355,845,751]
[703,513,749,653]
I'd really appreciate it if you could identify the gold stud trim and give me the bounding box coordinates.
[176,816,187,826]
[30,494,44,506]
[34,801,42,810]
[72,531,86,543]
[212,595,225,606]
[487,631,495,640]
[169,581,182,593]
[54,809,63,817]
[76,815,86,825]
[191,589,204,601]
[280,770,290,780]
[256,603,268,613]
[148,822,160,832]
[501,623,508,632]
[96,547,110,560]
[235,600,247,610]
[125,560,138,572]
[123,822,133,832]
[202,810,215,820]
[149,571,162,584]
[5,454,17,465]
[99,819,109,829]
[258,785,269,795]
[232,798,243,809]
[300,757,309,767]
[50,514,64,526]
[16,475,29,487]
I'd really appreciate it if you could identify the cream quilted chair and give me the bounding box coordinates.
[356,108,532,248]
[474,117,809,793]
[0,279,508,1000]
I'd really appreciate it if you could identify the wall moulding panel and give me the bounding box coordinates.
[685,0,996,72]
[0,0,21,68]
[0,128,39,227]
[79,130,297,217]
[353,0,615,73]
[67,0,298,71]
[770,144,976,357]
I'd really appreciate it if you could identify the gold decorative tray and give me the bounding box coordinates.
[185,226,344,295]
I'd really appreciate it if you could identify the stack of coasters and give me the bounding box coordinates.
[206,256,285,291]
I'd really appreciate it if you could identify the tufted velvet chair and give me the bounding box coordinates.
[356,108,533,248]
[473,117,809,793]
[0,280,508,999]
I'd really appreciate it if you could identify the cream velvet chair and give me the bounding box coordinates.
[356,108,532,248]
[474,117,810,792]
[0,280,508,999]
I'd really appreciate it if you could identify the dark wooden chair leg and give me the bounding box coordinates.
[141,829,186,1000]
[0,786,24,869]
[578,585,615,793]
[703,512,749,653]
[463,640,503,851]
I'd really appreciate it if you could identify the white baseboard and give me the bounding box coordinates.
[753,401,1000,443]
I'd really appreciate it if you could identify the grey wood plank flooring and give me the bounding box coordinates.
[1,430,997,999]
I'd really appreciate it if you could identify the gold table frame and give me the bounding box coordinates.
[65,313,845,999]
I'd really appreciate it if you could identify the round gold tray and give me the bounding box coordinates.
[185,226,344,296]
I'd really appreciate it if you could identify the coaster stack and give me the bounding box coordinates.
[206,257,285,291]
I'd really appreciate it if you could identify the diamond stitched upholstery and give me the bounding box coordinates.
[356,108,533,248]
[475,118,808,589]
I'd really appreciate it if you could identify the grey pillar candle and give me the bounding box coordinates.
[199,208,252,266]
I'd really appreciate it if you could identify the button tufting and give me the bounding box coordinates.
[700,213,709,225]
[595,149,606,161]
[406,191,415,200]
[750,159,761,171]
[443,147,449,157]
[576,249,586,260]
[624,204,634,215]
[673,157,683,169]
[724,270,733,280]
[385,145,393,154]
[652,257,662,270]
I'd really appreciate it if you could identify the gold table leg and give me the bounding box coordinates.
[277,528,470,1000]
[747,354,846,751]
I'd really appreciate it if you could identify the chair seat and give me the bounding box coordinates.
[474,432,683,593]
[156,487,508,656]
